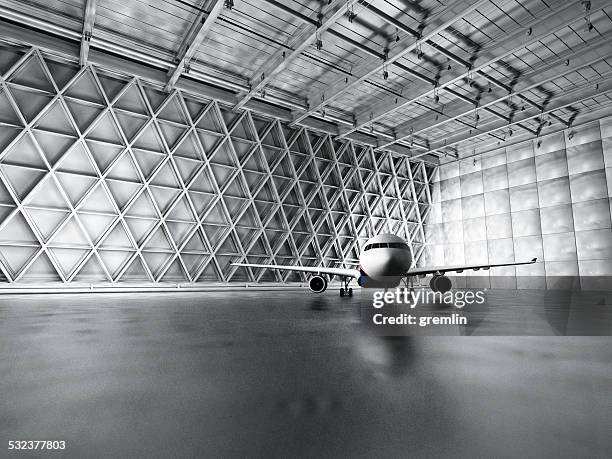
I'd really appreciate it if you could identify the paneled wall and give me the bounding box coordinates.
[0,44,434,284]
[424,117,612,290]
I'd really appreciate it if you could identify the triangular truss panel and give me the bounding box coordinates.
[0,45,433,284]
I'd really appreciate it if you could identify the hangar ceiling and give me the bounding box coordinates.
[1,0,611,161]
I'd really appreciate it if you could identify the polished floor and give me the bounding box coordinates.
[1,290,611,458]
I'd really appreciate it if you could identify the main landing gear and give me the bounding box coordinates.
[339,277,353,297]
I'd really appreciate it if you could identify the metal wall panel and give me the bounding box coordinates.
[460,157,481,175]
[443,243,465,264]
[459,171,483,196]
[424,224,443,245]
[441,198,462,222]
[462,217,486,242]
[487,238,514,262]
[506,142,534,163]
[461,194,485,219]
[545,260,579,276]
[482,164,508,192]
[507,157,536,187]
[535,150,568,181]
[464,240,488,264]
[442,221,464,244]
[603,138,612,167]
[572,199,611,231]
[513,235,544,262]
[542,232,578,261]
[575,228,612,260]
[569,170,608,202]
[484,189,510,215]
[440,177,461,201]
[566,140,604,175]
[421,244,444,266]
[429,202,442,224]
[481,149,506,169]
[535,132,565,156]
[511,209,541,237]
[578,259,612,276]
[439,161,459,181]
[485,213,513,239]
[601,118,612,139]
[540,204,574,235]
[538,177,572,208]
[509,183,539,212]
[0,47,434,284]
[565,121,601,147]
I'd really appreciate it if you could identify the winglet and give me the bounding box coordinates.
[531,257,537,263]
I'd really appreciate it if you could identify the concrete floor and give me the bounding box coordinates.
[1,290,611,458]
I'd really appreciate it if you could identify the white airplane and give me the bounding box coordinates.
[232,233,537,297]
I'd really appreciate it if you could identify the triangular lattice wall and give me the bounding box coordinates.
[0,44,435,283]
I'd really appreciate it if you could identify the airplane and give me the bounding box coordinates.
[232,233,537,297]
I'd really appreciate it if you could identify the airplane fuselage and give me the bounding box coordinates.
[358,233,412,288]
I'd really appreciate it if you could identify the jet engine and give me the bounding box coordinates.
[429,275,452,293]
[309,275,328,293]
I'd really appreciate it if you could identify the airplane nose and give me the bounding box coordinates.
[378,252,410,277]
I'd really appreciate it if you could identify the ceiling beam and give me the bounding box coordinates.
[418,73,612,156]
[340,0,601,139]
[79,0,97,66]
[377,32,612,150]
[290,0,489,126]
[341,0,570,138]
[165,0,225,90]
[233,0,360,111]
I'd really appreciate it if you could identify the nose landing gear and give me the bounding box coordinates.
[339,277,353,297]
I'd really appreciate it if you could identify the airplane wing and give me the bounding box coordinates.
[406,258,537,276]
[231,262,360,279]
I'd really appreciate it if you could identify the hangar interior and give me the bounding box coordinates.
[1,1,612,457]
[0,0,610,289]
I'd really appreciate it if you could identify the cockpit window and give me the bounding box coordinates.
[388,242,409,249]
[364,242,409,251]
